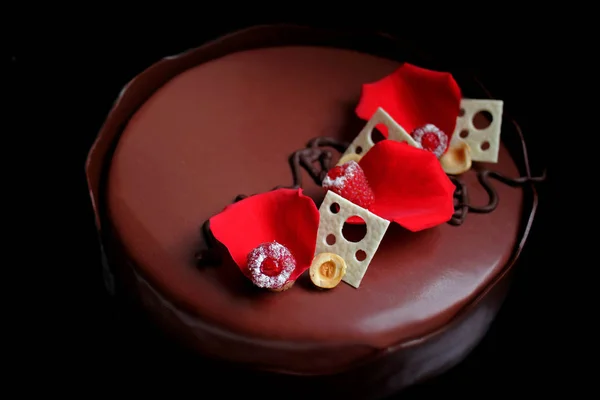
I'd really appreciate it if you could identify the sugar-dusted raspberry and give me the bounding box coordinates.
[322,160,375,209]
[246,241,296,289]
[411,124,448,157]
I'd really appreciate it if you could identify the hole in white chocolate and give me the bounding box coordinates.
[481,141,490,151]
[473,110,493,130]
[355,146,363,155]
[459,108,465,117]
[355,250,367,261]
[342,216,367,243]
[459,129,469,138]
[330,203,340,214]
[326,234,336,245]
[370,127,386,144]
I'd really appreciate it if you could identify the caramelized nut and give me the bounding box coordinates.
[440,141,472,175]
[309,253,347,289]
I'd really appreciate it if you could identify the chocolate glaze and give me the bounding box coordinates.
[86,25,542,397]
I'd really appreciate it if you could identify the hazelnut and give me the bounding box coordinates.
[440,141,472,175]
[309,253,347,289]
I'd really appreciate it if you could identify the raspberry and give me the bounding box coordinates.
[247,241,296,289]
[411,124,448,157]
[323,161,375,209]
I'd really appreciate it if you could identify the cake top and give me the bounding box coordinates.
[203,57,531,291]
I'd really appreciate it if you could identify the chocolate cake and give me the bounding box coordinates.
[86,25,543,398]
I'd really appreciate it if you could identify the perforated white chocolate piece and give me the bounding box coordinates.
[451,99,504,163]
[315,191,390,288]
[338,108,419,165]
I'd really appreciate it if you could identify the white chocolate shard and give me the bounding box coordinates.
[451,99,504,163]
[338,108,419,165]
[315,191,390,288]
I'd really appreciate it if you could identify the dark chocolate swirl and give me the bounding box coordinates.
[448,167,546,226]
[279,137,351,189]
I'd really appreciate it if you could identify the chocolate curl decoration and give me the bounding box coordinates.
[279,137,350,189]
[449,176,469,226]
[449,164,546,226]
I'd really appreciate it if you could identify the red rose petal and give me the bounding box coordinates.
[358,140,456,232]
[210,188,320,281]
[355,63,462,146]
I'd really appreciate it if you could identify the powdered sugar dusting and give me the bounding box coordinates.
[411,124,448,157]
[323,160,359,190]
[247,241,296,289]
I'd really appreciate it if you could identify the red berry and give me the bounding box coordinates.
[411,124,448,157]
[247,241,296,289]
[421,132,441,150]
[323,161,375,209]
[260,258,282,276]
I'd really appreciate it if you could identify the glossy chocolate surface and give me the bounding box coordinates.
[105,45,525,374]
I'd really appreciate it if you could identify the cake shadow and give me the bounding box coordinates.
[296,272,324,292]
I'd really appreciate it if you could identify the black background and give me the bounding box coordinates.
[11,16,566,397]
